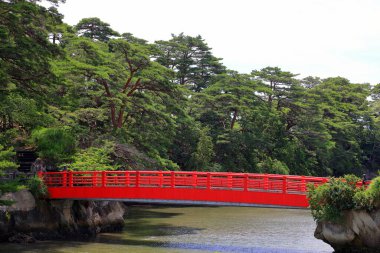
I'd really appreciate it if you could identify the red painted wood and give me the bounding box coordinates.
[41,171,329,208]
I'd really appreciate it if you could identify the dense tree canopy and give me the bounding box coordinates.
[0,0,379,178]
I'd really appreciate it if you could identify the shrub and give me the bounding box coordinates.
[367,176,380,202]
[353,190,376,211]
[0,181,25,206]
[307,175,361,222]
[0,145,18,174]
[62,145,115,171]
[27,175,48,199]
[31,127,76,164]
[154,155,180,171]
[308,175,380,222]
[257,157,290,175]
[0,145,21,206]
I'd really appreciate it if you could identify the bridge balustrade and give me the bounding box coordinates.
[42,170,327,193]
[40,171,331,208]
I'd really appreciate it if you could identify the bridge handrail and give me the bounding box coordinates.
[40,170,331,195]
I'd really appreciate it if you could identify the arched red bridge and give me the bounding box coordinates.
[40,171,331,208]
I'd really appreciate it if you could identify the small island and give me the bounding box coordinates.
[308,175,380,252]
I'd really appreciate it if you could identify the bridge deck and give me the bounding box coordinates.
[41,171,330,208]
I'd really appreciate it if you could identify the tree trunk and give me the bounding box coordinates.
[110,105,117,128]
[231,109,238,129]
[116,106,125,129]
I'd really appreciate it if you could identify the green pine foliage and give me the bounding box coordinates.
[31,127,76,164]
[0,0,379,182]
[27,176,48,199]
[62,145,115,171]
[0,145,22,206]
[191,127,214,170]
[75,17,119,42]
[0,145,18,174]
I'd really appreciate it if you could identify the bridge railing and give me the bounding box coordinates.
[41,171,329,195]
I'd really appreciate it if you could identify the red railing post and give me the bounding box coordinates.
[228,174,232,189]
[244,174,248,191]
[62,171,67,187]
[125,171,129,187]
[102,171,106,187]
[301,176,306,192]
[207,173,211,190]
[92,172,97,187]
[171,171,175,188]
[263,174,268,190]
[136,171,140,187]
[192,173,197,188]
[282,176,287,194]
[68,171,73,187]
[159,171,163,187]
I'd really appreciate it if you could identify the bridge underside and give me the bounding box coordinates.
[58,198,305,209]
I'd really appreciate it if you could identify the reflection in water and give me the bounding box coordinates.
[0,205,333,253]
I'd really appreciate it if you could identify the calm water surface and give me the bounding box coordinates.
[1,205,333,253]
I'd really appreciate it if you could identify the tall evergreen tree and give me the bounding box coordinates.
[75,17,119,42]
[155,33,225,91]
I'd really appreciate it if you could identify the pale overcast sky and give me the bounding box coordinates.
[58,0,380,84]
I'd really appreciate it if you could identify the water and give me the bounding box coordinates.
[0,205,333,253]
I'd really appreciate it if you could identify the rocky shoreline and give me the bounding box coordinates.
[315,208,380,253]
[0,190,127,243]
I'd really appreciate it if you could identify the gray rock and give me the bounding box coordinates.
[0,190,128,242]
[315,209,380,252]
[0,190,36,212]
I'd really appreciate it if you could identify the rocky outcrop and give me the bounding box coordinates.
[315,209,380,252]
[0,190,127,242]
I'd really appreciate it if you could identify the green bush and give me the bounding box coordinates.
[62,145,115,171]
[257,157,290,175]
[154,155,180,171]
[0,144,18,174]
[0,145,20,206]
[353,190,376,211]
[308,175,380,222]
[31,127,76,164]
[354,177,380,210]
[27,176,48,199]
[307,175,361,222]
[367,176,380,201]
[0,181,26,206]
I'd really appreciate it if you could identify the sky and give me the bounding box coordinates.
[57,0,380,84]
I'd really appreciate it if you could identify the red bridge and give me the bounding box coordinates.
[41,171,330,208]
